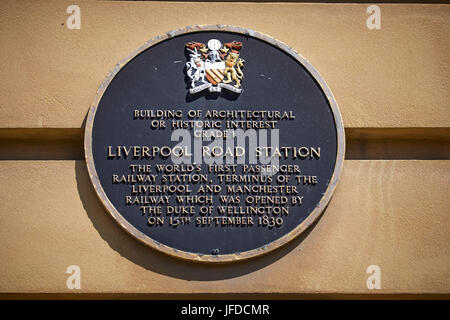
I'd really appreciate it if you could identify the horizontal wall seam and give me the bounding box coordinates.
[112,1,450,4]
[0,128,449,160]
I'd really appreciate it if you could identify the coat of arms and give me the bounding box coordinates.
[185,39,245,94]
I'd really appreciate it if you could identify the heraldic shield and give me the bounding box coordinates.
[185,39,245,94]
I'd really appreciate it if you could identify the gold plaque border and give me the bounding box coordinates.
[84,25,345,263]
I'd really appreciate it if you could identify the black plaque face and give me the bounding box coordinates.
[85,26,345,262]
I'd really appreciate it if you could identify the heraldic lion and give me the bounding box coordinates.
[221,42,245,88]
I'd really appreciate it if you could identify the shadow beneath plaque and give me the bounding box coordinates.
[75,161,325,281]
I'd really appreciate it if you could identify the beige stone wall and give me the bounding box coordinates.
[0,0,449,297]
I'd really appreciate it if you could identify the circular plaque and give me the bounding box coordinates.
[85,25,345,263]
